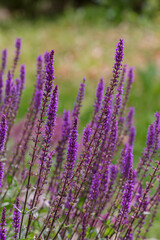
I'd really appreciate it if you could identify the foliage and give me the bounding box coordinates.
[0,0,90,16]
[0,0,160,21]
[96,0,160,22]
[0,38,160,239]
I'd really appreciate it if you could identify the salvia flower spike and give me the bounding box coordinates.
[12,38,21,76]
[0,207,7,240]
[111,38,124,91]
[0,115,7,152]
[1,49,7,74]
[12,198,21,240]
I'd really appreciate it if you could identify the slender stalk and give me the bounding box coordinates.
[19,101,47,238]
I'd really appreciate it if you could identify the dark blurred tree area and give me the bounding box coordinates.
[0,0,91,16]
[0,0,159,21]
[95,0,160,22]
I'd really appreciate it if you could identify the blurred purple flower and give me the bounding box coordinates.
[12,198,21,239]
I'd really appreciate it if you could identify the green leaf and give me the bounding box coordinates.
[26,232,35,238]
[7,175,13,184]
[86,226,97,238]
[104,226,115,237]
[77,197,85,211]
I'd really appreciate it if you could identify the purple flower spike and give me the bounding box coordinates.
[61,110,71,140]
[65,190,73,213]
[91,78,104,127]
[81,125,91,176]
[89,172,100,205]
[44,50,54,96]
[98,86,113,143]
[0,229,6,240]
[0,161,4,188]
[1,49,7,73]
[81,214,87,240]
[122,144,133,178]
[65,118,78,180]
[44,51,49,65]
[111,39,124,90]
[72,78,85,120]
[54,110,71,170]
[153,112,160,153]
[82,125,91,148]
[15,38,21,52]
[19,65,25,92]
[114,75,124,117]
[124,229,133,240]
[137,116,159,175]
[34,86,43,111]
[5,70,12,101]
[12,38,21,76]
[0,115,7,152]
[126,107,135,130]
[98,166,109,210]
[37,55,43,76]
[127,67,134,85]
[0,208,6,229]
[12,198,21,239]
[0,73,3,104]
[120,169,134,220]
[45,85,58,141]
[0,118,7,189]
[128,126,136,147]
[146,123,155,152]
[15,78,21,94]
[94,77,104,114]
[108,164,117,190]
[14,79,21,107]
[0,49,6,102]
[34,56,44,110]
[108,119,118,155]
[0,207,7,240]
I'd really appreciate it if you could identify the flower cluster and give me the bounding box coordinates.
[0,38,159,240]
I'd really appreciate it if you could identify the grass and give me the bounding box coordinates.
[0,6,160,238]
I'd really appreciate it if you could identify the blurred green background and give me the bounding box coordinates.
[0,0,160,238]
